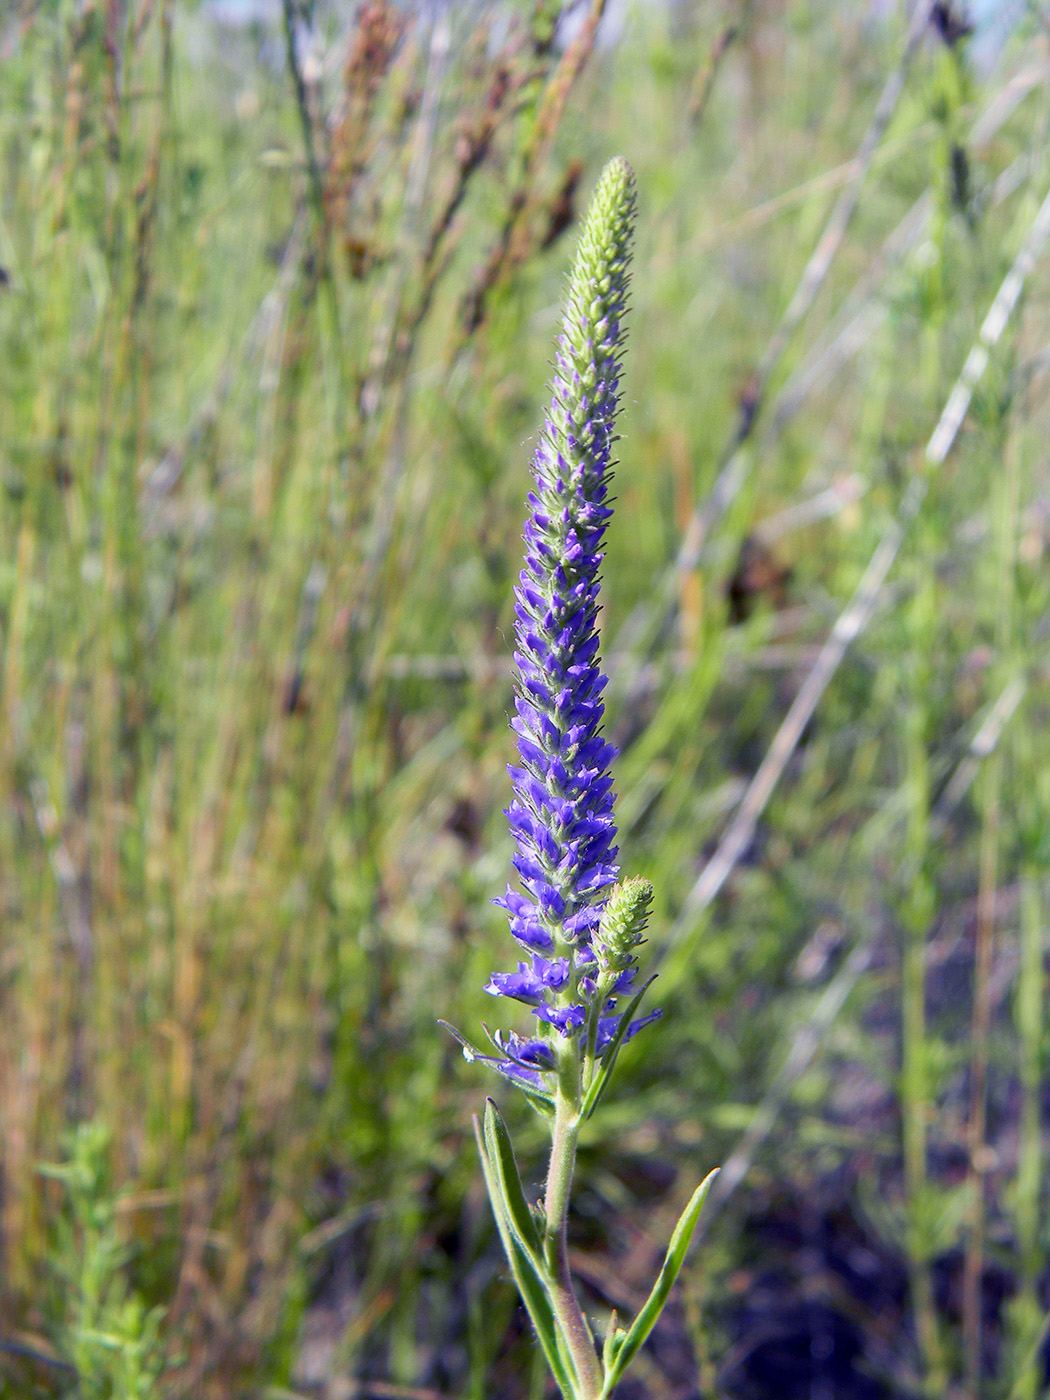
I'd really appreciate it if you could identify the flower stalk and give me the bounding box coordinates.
[447,157,718,1399]
[544,1099,603,1398]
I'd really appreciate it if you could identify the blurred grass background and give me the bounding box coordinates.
[3,0,1050,1396]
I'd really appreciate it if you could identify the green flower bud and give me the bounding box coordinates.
[593,876,654,974]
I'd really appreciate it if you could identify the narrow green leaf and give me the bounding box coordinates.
[474,1116,578,1398]
[599,1168,720,1397]
[581,978,656,1120]
[439,1023,556,1111]
[483,1099,544,1261]
[438,1020,491,1063]
[601,1312,625,1373]
[506,1234,580,1397]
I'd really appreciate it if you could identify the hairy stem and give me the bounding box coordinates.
[543,1090,602,1399]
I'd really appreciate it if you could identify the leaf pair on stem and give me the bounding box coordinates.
[476,1098,719,1399]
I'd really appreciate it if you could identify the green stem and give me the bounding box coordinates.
[543,1087,603,1399]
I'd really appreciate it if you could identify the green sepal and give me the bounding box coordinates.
[599,1168,721,1398]
[483,1099,544,1262]
[474,1115,576,1397]
[581,977,656,1121]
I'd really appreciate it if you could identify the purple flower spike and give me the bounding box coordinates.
[442,162,659,1099]
[477,159,662,1078]
[497,160,633,945]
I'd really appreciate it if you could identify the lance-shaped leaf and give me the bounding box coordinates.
[483,1098,544,1262]
[473,1115,577,1398]
[599,1168,721,1398]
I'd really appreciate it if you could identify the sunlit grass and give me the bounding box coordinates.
[2,1,1050,1395]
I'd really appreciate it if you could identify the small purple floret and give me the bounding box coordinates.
[484,958,570,1004]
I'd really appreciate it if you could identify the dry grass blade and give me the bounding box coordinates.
[687,16,741,127]
[616,34,1050,683]
[665,175,1050,948]
[685,665,1031,1241]
[615,0,935,674]
[359,9,451,419]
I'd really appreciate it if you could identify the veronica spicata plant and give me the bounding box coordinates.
[445,158,718,1399]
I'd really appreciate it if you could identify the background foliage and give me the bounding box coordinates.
[3,0,1050,1396]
